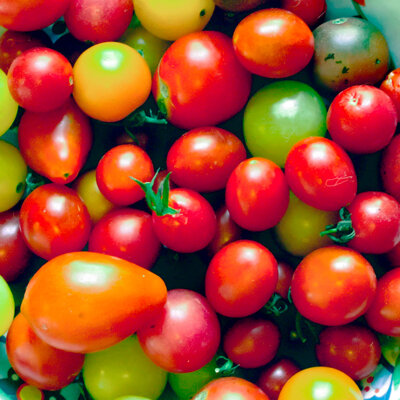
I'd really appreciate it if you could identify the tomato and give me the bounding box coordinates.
[381,68,400,119]
[83,335,167,400]
[54,33,91,66]
[225,158,289,231]
[153,31,252,129]
[0,69,18,136]
[223,318,280,368]
[8,48,73,112]
[327,85,397,154]
[315,325,381,381]
[291,246,377,326]
[285,137,357,211]
[6,313,84,391]
[65,0,133,43]
[275,262,293,299]
[73,42,152,122]
[138,289,221,373]
[278,367,363,400]
[16,384,44,400]
[205,240,278,318]
[167,127,246,192]
[19,184,91,260]
[133,0,215,41]
[387,241,400,268]
[381,134,400,202]
[233,9,314,78]
[152,169,176,194]
[18,98,93,184]
[213,0,267,12]
[21,252,167,353]
[0,275,14,336]
[243,81,327,168]
[0,140,27,213]
[281,0,326,26]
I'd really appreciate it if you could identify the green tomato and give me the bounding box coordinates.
[243,80,327,168]
[0,275,14,336]
[0,69,18,136]
[378,334,400,367]
[83,335,167,400]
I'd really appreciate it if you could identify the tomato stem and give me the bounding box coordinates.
[263,293,289,317]
[393,353,400,390]
[215,356,240,376]
[320,207,355,244]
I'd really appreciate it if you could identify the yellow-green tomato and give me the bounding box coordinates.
[133,0,215,41]
[0,275,14,335]
[275,192,337,257]
[0,140,27,212]
[0,69,18,136]
[114,397,151,400]
[83,335,167,400]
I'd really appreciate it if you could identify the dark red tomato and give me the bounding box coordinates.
[225,158,289,231]
[213,0,267,12]
[275,262,293,299]
[0,0,71,31]
[8,47,73,112]
[167,127,246,192]
[6,313,84,391]
[88,208,161,270]
[152,188,217,253]
[381,134,400,202]
[381,68,400,120]
[365,268,400,336]
[153,31,252,129]
[96,144,154,206]
[64,0,133,43]
[281,0,326,26]
[138,289,220,373]
[232,9,314,78]
[115,130,149,150]
[285,137,357,211]
[207,205,241,256]
[205,240,278,318]
[0,211,31,282]
[291,246,377,326]
[347,192,400,254]
[223,318,280,368]
[387,242,400,268]
[20,184,91,260]
[257,359,300,400]
[18,98,92,184]
[316,325,381,381]
[327,85,397,154]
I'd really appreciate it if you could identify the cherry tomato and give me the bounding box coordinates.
[291,246,377,326]
[225,158,289,231]
[167,127,246,192]
[387,242,400,268]
[381,68,400,119]
[233,9,314,78]
[0,69,18,136]
[285,137,357,211]
[153,31,252,129]
[0,275,14,336]
[282,0,326,26]
[213,0,267,12]
[381,134,400,202]
[275,262,293,299]
[205,240,278,318]
[16,384,44,400]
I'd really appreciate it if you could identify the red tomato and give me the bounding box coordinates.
[152,169,176,194]
[7,47,73,112]
[167,127,246,192]
[380,68,400,120]
[275,262,293,300]
[138,289,220,373]
[387,242,400,268]
[223,318,280,368]
[381,134,400,202]
[6,313,84,390]
[327,85,397,154]
[291,246,377,326]
[21,252,167,353]
[19,184,91,260]
[88,208,161,270]
[281,0,326,26]
[96,144,154,206]
[205,240,278,318]
[285,137,357,211]
[232,9,314,78]
[153,31,252,129]
[225,158,289,231]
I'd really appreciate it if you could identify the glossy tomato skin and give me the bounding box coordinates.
[381,68,400,119]
[167,127,246,192]
[226,158,289,231]
[285,137,357,211]
[138,289,220,373]
[381,134,400,202]
[291,246,377,326]
[205,240,278,318]
[152,188,217,253]
[153,31,252,129]
[275,262,293,299]
[281,0,326,26]
[6,313,84,391]
[19,184,91,260]
[21,252,168,353]
[327,85,397,154]
[8,48,73,112]
[233,9,314,78]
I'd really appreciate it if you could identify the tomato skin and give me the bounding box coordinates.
[381,134,400,203]
[232,9,314,78]
[281,0,326,26]
[291,246,377,326]
[205,240,278,318]
[0,69,19,137]
[167,127,246,192]
[226,158,289,231]
[153,31,252,129]
[381,68,400,120]
[285,137,357,211]
[275,262,293,299]
[6,313,84,391]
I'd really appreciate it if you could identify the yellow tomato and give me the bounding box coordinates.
[0,69,18,136]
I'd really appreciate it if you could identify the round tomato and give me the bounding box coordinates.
[0,275,14,336]
[381,68,400,119]
[282,0,326,26]
[275,262,293,299]
[381,134,400,202]
[0,69,18,136]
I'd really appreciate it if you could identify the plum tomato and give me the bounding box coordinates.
[381,68,400,119]
[381,134,400,202]
[281,0,326,26]
[0,69,19,136]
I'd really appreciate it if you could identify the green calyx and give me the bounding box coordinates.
[214,356,239,376]
[320,207,355,244]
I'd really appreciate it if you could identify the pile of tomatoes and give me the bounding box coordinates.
[1,0,400,399]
